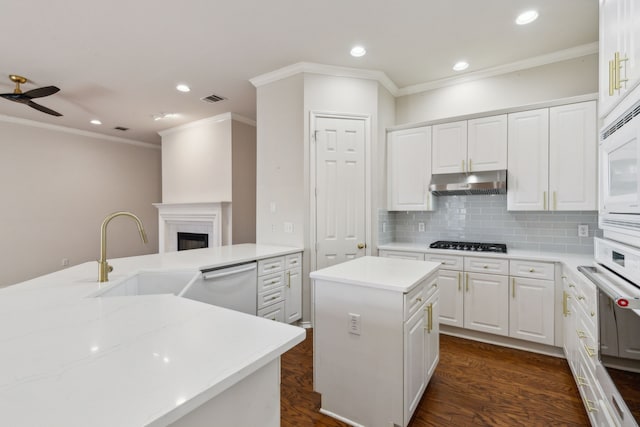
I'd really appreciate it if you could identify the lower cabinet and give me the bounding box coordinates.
[435,269,464,327]
[257,252,302,324]
[378,249,425,260]
[509,276,554,345]
[464,272,510,336]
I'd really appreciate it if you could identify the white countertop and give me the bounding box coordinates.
[0,244,305,427]
[310,256,440,292]
[378,242,594,273]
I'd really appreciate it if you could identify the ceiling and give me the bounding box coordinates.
[0,0,598,144]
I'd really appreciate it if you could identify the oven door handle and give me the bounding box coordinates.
[578,265,640,310]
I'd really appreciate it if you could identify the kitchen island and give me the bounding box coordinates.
[311,256,440,427]
[0,244,305,427]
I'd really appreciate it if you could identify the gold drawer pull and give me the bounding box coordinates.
[577,296,585,301]
[569,284,575,288]
[269,296,278,301]
[576,376,588,387]
[584,345,595,358]
[576,330,586,339]
[585,399,598,413]
[591,311,596,317]
[483,265,488,269]
[416,297,423,303]
[271,280,278,284]
[529,268,535,273]
[457,272,461,292]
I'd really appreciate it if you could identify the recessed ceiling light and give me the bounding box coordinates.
[350,46,366,57]
[153,112,179,121]
[516,10,539,25]
[176,84,191,93]
[90,119,102,125]
[453,61,469,71]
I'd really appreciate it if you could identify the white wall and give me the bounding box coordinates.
[396,54,598,124]
[0,117,161,287]
[161,117,232,203]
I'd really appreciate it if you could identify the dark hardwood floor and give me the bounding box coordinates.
[281,329,590,426]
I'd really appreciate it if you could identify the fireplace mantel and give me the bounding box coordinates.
[153,202,231,252]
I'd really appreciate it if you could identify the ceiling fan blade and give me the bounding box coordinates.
[0,92,26,101]
[22,86,60,99]
[27,100,63,117]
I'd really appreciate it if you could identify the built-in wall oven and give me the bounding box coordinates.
[579,238,640,426]
[599,100,640,247]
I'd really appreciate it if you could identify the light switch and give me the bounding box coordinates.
[284,222,294,233]
[348,313,361,335]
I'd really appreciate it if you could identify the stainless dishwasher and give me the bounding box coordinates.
[180,262,257,315]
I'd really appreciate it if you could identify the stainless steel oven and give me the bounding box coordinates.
[579,237,640,426]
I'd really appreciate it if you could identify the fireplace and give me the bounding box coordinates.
[153,202,231,252]
[177,232,209,251]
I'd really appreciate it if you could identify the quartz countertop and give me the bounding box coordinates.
[0,244,305,427]
[310,256,440,292]
[378,242,594,273]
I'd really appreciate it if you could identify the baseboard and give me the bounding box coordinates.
[440,325,565,358]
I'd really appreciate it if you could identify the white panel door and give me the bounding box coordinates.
[509,277,555,345]
[437,269,463,327]
[432,121,467,174]
[464,272,509,336]
[549,101,597,211]
[507,109,550,211]
[387,126,434,211]
[467,114,507,172]
[315,117,366,270]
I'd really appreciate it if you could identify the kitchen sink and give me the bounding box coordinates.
[93,270,200,298]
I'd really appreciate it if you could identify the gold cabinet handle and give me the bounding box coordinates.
[543,191,547,210]
[615,51,629,90]
[457,272,461,292]
[271,280,277,284]
[553,191,557,210]
[424,303,433,333]
[584,344,595,358]
[512,278,516,298]
[576,376,588,387]
[416,297,423,303]
[569,283,575,288]
[529,268,535,273]
[269,296,278,301]
[578,295,585,301]
[576,329,586,339]
[483,265,488,269]
[287,271,291,288]
[461,159,465,172]
[465,273,469,292]
[591,311,596,317]
[357,243,365,249]
[468,158,472,172]
[562,291,568,317]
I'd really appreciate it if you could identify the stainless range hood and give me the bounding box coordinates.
[429,170,507,196]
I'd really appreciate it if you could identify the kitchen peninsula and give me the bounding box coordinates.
[0,244,305,427]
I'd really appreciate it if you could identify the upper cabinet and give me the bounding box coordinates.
[508,101,597,211]
[599,0,640,121]
[387,126,435,211]
[432,115,507,175]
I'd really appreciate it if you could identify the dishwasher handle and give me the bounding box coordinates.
[202,263,257,280]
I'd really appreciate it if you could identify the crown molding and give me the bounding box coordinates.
[0,114,160,149]
[250,62,400,96]
[397,42,599,97]
[158,112,255,137]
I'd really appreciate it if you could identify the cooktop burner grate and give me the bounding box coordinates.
[429,240,507,253]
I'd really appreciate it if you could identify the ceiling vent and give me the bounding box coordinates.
[113,126,129,131]
[201,93,227,103]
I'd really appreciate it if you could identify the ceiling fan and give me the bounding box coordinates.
[0,74,62,117]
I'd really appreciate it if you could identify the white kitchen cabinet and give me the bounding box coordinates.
[599,0,640,120]
[467,115,507,172]
[549,102,597,211]
[508,102,596,211]
[507,108,549,211]
[312,257,440,427]
[509,276,555,345]
[432,120,467,174]
[258,252,302,324]
[387,126,434,211]
[436,269,463,327]
[379,250,426,260]
[432,116,506,175]
[464,271,509,336]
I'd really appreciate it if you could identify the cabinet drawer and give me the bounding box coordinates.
[405,273,438,320]
[425,253,463,270]
[564,270,597,323]
[510,260,555,280]
[258,272,285,293]
[379,250,425,261]
[258,256,285,275]
[464,257,509,275]
[257,287,285,309]
[258,301,285,322]
[285,253,302,269]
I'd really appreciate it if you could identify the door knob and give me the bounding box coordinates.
[357,243,366,249]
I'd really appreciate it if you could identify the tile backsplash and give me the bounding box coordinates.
[378,194,601,254]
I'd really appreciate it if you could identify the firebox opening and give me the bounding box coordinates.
[177,232,209,251]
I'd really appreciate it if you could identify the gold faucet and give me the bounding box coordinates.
[98,211,148,282]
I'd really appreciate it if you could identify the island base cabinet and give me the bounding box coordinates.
[169,358,280,427]
[437,269,463,327]
[313,272,439,427]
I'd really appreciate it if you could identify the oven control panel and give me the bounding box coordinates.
[595,237,640,285]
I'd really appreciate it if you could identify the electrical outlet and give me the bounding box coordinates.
[348,313,361,335]
[61,258,69,267]
[418,222,425,232]
[284,222,294,233]
[578,224,589,237]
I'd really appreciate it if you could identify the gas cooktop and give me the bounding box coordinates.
[429,241,507,253]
